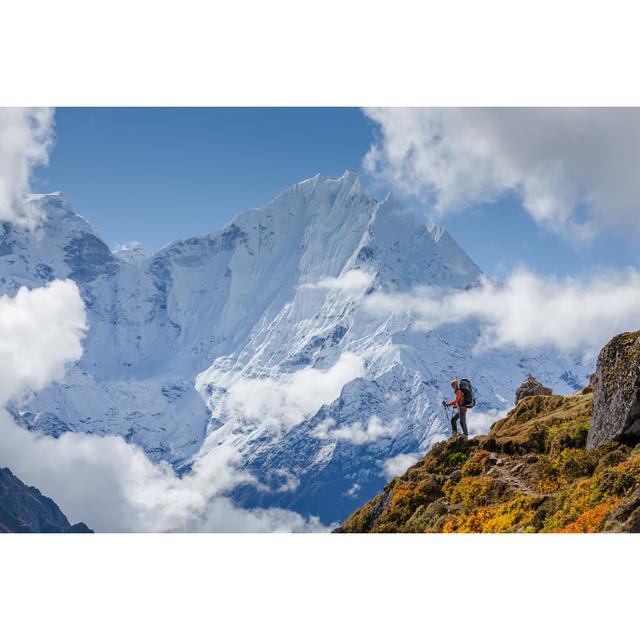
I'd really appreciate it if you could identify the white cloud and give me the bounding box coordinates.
[364,107,640,240]
[224,353,364,431]
[0,107,54,229]
[363,267,640,355]
[268,468,301,493]
[312,415,402,445]
[0,280,87,401]
[302,269,374,294]
[0,414,326,532]
[465,407,510,438]
[0,281,327,532]
[381,452,420,479]
[345,483,361,497]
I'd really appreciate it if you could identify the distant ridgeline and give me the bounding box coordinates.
[338,331,640,533]
[0,468,92,533]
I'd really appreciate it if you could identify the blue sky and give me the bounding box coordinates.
[33,107,638,278]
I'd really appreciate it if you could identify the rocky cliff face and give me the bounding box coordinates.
[337,379,640,533]
[0,468,92,533]
[588,331,640,450]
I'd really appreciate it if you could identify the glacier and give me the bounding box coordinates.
[0,172,591,524]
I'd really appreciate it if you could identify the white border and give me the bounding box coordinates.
[2,533,638,639]
[2,1,640,637]
[1,0,640,106]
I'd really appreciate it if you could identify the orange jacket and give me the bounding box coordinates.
[447,389,465,408]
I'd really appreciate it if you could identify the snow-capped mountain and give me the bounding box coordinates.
[0,173,590,523]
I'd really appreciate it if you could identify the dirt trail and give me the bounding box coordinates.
[488,456,541,496]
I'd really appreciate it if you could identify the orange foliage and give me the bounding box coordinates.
[554,498,622,533]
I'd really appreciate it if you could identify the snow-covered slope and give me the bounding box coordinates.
[0,173,590,523]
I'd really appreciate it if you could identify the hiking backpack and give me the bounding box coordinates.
[459,378,475,408]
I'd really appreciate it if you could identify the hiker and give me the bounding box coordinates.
[442,378,474,437]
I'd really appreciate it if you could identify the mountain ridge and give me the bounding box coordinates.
[0,467,92,533]
[0,172,590,524]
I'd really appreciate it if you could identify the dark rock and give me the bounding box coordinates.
[63,232,119,283]
[526,455,538,463]
[603,487,640,532]
[447,470,461,482]
[482,437,498,452]
[67,522,94,533]
[515,374,553,404]
[0,467,93,533]
[588,331,640,450]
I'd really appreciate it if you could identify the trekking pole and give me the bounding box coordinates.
[442,401,450,425]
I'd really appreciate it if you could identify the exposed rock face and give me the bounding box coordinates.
[588,331,640,450]
[515,374,552,404]
[0,468,92,533]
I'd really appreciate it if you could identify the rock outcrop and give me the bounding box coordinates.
[588,331,640,450]
[0,468,93,533]
[515,374,552,404]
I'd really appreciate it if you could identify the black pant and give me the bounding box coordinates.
[451,407,468,436]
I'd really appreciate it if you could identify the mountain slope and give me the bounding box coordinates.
[337,387,640,533]
[0,172,591,524]
[0,467,92,533]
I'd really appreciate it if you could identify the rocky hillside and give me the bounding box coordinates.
[337,332,640,533]
[0,468,92,533]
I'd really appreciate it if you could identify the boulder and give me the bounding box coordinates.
[588,331,640,449]
[515,374,552,404]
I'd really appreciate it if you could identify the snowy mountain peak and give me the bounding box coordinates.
[254,171,373,221]
[0,174,590,524]
[113,242,151,263]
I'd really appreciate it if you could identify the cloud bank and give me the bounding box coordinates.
[0,415,325,532]
[364,107,640,239]
[0,281,326,532]
[363,267,640,355]
[312,415,402,445]
[0,280,87,401]
[223,352,365,431]
[0,107,54,228]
